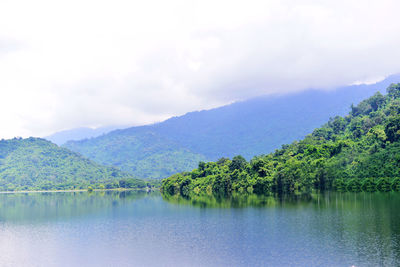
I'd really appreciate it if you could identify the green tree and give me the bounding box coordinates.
[385,115,400,142]
[387,83,400,99]
[229,155,247,171]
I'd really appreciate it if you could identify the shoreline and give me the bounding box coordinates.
[0,188,153,194]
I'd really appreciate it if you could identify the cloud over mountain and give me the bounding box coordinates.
[0,0,400,137]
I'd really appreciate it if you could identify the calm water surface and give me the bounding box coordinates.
[0,191,399,267]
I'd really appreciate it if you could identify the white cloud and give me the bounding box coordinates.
[0,0,400,138]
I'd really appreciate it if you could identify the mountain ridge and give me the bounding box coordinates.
[161,83,400,196]
[64,74,400,179]
[0,137,135,191]
[46,126,124,146]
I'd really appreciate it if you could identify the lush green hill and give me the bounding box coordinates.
[64,131,206,179]
[64,75,400,179]
[0,137,146,191]
[161,84,400,196]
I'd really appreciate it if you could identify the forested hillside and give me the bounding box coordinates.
[64,131,206,179]
[0,137,146,191]
[161,84,400,196]
[64,75,400,179]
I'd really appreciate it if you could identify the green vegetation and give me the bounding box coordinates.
[0,137,153,191]
[162,84,400,197]
[64,131,206,179]
[64,76,400,179]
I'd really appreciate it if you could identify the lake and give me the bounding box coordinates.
[0,191,399,266]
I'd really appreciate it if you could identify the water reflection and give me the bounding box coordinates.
[162,192,400,266]
[0,191,399,266]
[0,190,148,223]
[162,191,317,208]
[163,191,400,210]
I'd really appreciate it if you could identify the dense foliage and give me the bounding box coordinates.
[64,75,399,179]
[161,84,400,197]
[0,137,151,191]
[64,132,206,179]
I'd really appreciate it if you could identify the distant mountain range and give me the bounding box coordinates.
[62,74,400,179]
[161,83,400,196]
[0,137,133,191]
[46,126,124,145]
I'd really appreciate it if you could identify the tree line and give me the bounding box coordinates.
[161,84,400,197]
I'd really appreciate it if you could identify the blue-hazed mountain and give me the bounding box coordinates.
[46,126,124,145]
[64,74,400,179]
[161,83,400,196]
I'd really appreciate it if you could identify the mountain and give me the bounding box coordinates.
[46,126,122,145]
[0,137,136,191]
[65,74,400,179]
[161,83,400,196]
[64,131,207,179]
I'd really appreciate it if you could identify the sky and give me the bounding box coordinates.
[1,0,400,138]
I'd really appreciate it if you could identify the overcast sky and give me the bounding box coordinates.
[1,0,400,138]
